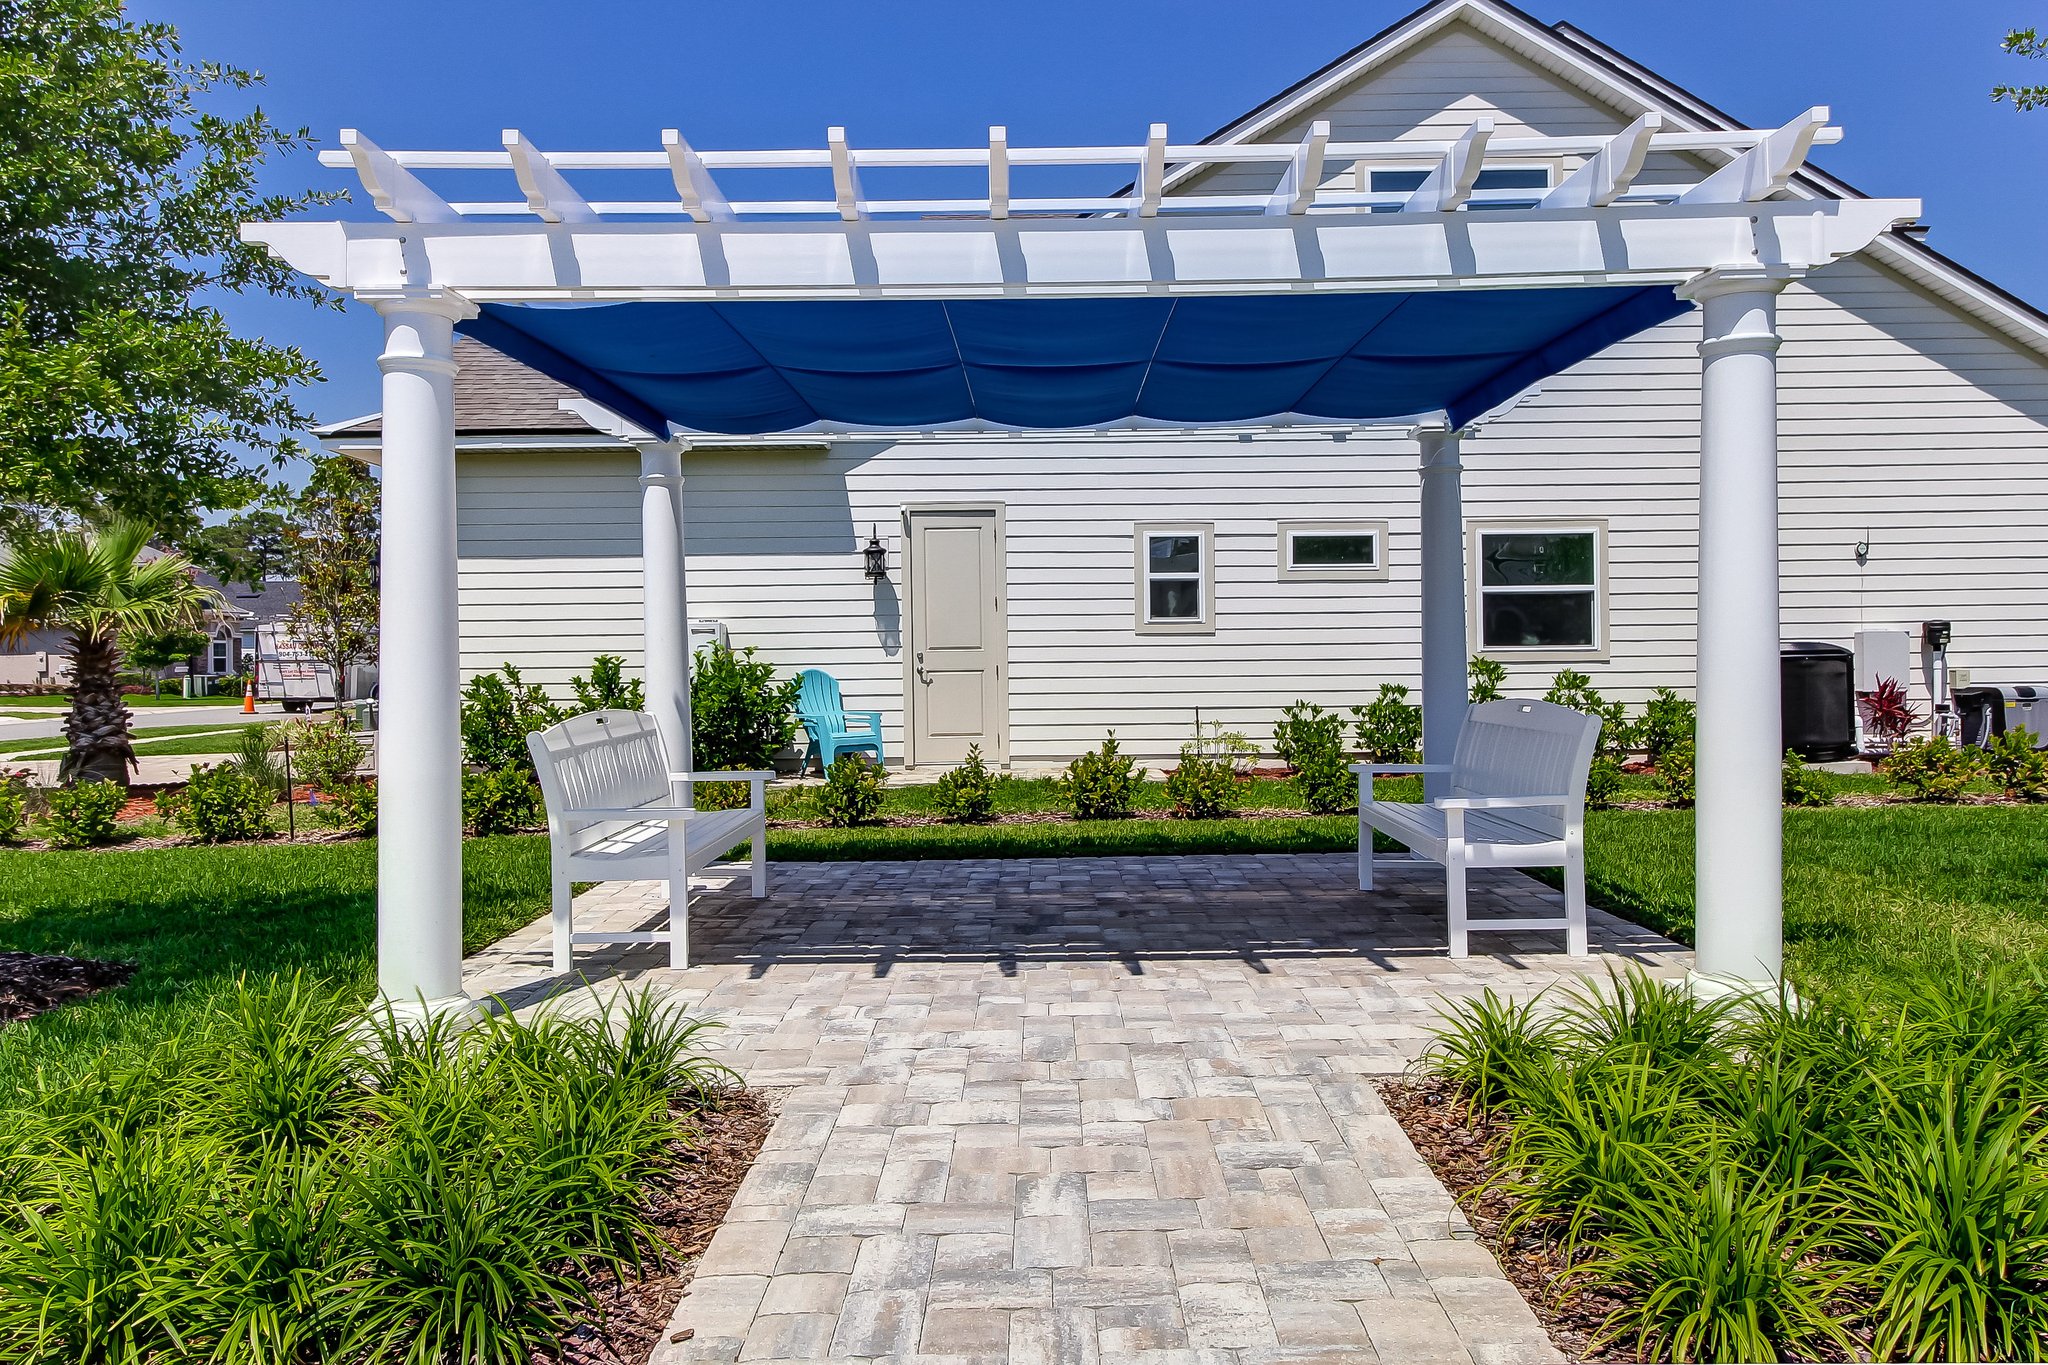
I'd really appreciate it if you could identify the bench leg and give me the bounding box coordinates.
[1565,847,1589,957]
[551,866,574,974]
[1357,825,1374,892]
[1445,854,1469,958]
[751,826,768,898]
[668,874,689,970]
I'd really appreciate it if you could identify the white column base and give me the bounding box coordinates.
[1679,969,1800,1010]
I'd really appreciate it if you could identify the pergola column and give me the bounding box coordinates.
[1417,425,1468,801]
[637,441,693,773]
[1684,268,1793,989]
[368,290,475,1012]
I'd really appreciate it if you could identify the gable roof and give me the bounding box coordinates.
[319,336,596,439]
[1162,0,2048,360]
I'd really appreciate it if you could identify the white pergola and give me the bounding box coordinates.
[245,111,1917,1014]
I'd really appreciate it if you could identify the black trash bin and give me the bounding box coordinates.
[1781,641,1857,762]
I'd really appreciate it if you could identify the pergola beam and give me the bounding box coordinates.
[662,130,734,223]
[1136,123,1168,218]
[1679,106,1830,205]
[1404,118,1493,213]
[339,129,456,224]
[987,126,1010,220]
[828,126,866,221]
[1542,111,1662,210]
[1265,120,1330,216]
[504,130,596,224]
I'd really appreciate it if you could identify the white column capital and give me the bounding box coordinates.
[636,441,686,488]
[362,288,479,322]
[1675,265,1798,305]
[1417,427,1465,472]
[372,292,472,380]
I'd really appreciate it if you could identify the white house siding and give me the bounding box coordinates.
[446,14,2048,765]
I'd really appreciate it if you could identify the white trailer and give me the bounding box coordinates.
[253,623,337,712]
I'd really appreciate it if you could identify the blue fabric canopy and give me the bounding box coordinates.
[460,287,1690,437]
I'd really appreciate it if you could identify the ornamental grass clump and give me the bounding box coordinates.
[0,975,733,1365]
[1419,960,2048,1363]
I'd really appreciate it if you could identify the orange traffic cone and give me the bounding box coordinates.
[242,676,256,714]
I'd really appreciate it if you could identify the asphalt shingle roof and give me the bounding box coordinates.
[322,336,595,437]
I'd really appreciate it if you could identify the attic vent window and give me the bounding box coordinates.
[1365,164,1552,211]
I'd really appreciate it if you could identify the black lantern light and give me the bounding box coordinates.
[862,525,888,581]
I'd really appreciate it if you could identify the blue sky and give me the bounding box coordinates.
[159,0,2048,446]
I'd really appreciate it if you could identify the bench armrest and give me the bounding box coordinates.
[671,770,775,782]
[1348,763,1452,776]
[1434,794,1572,810]
[564,804,697,820]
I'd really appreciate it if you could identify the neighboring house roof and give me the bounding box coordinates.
[318,336,595,438]
[197,572,301,628]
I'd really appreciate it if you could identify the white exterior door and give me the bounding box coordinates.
[905,508,1006,767]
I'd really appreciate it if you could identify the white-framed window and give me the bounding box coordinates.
[1134,522,1214,634]
[1358,162,1554,211]
[1470,520,1607,657]
[210,633,232,675]
[1277,520,1390,582]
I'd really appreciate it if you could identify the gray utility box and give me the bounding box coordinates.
[1956,686,2048,748]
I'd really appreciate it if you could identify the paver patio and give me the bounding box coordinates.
[462,852,1688,1364]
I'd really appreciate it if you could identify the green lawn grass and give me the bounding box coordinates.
[0,837,550,1085]
[0,720,274,757]
[0,694,236,710]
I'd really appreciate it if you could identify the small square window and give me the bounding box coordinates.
[1135,523,1213,634]
[1277,521,1390,582]
[1471,522,1606,656]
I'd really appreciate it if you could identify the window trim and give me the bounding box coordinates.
[1353,159,1559,209]
[1276,519,1391,582]
[1134,522,1215,635]
[1467,518,1610,662]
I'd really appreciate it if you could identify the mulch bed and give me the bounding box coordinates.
[1378,1077,1632,1364]
[0,951,136,1025]
[541,1087,778,1365]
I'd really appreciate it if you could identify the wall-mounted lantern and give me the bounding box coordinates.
[862,525,889,581]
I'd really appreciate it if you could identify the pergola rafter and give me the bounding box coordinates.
[250,111,1920,1017]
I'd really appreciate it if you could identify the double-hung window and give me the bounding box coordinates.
[1135,523,1213,634]
[1471,521,1606,656]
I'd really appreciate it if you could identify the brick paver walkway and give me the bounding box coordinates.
[462,853,1688,1364]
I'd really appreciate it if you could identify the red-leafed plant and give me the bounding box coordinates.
[1859,676,1923,750]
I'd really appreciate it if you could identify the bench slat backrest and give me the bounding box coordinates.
[797,669,846,731]
[527,709,671,848]
[1448,699,1603,840]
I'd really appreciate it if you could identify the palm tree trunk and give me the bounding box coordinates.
[61,631,135,787]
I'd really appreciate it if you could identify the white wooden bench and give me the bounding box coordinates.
[1351,698,1601,958]
[527,709,769,971]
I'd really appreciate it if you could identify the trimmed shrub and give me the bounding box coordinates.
[1658,739,1696,808]
[1279,705,1352,815]
[460,663,563,777]
[322,779,378,835]
[1468,654,1507,705]
[693,780,752,811]
[1639,687,1696,765]
[0,771,27,842]
[1585,754,1623,810]
[570,653,644,713]
[692,644,799,773]
[1165,743,1237,820]
[1782,750,1834,808]
[1352,683,1422,763]
[42,779,125,848]
[1985,728,2048,802]
[1544,669,1635,761]
[932,745,997,822]
[168,763,273,842]
[819,752,884,826]
[277,712,367,795]
[1062,733,1139,820]
[1883,735,1984,803]
[1272,700,1333,771]
[462,768,543,835]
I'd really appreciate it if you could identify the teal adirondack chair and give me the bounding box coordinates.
[796,669,885,773]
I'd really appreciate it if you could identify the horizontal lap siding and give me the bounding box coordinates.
[449,24,2048,764]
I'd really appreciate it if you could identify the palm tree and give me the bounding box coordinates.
[0,521,222,786]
